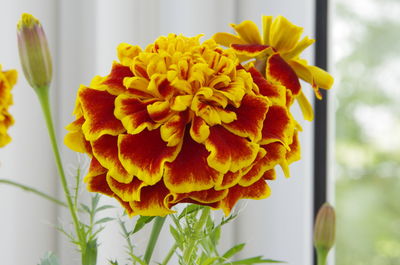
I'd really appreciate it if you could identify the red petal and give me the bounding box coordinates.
[267,53,301,96]
[231,44,273,57]
[102,62,133,94]
[248,67,286,105]
[219,178,271,215]
[107,175,147,202]
[261,105,294,146]
[92,135,132,183]
[79,87,125,141]
[129,182,174,216]
[118,129,181,185]
[186,189,229,203]
[114,95,159,134]
[223,94,269,142]
[164,132,223,193]
[85,173,113,196]
[205,126,260,174]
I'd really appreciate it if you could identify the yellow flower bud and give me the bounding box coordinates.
[17,13,52,93]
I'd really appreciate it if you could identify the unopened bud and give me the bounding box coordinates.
[314,202,336,257]
[17,13,52,93]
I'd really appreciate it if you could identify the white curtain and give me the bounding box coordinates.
[0,0,315,264]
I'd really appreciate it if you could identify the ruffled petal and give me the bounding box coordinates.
[91,135,132,183]
[160,111,189,147]
[261,105,295,147]
[190,116,210,143]
[117,43,142,66]
[102,62,133,95]
[219,178,271,215]
[267,53,301,97]
[114,94,159,134]
[230,21,262,44]
[205,125,259,174]
[118,129,181,185]
[270,16,303,52]
[184,189,229,204]
[164,132,223,193]
[238,149,269,186]
[248,66,286,106]
[107,175,147,202]
[79,87,125,141]
[223,94,269,142]
[129,182,175,216]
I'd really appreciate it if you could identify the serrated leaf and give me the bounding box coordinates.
[95,217,114,225]
[178,204,202,219]
[129,254,147,265]
[132,216,155,234]
[38,252,59,265]
[210,225,221,246]
[108,260,119,265]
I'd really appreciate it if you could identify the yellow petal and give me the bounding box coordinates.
[212,32,247,47]
[230,21,262,44]
[308,65,334,90]
[297,90,314,121]
[262,15,273,45]
[283,36,315,60]
[270,16,303,52]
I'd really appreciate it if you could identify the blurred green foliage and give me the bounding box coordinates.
[334,0,400,264]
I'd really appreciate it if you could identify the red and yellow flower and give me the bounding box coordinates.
[0,65,17,147]
[213,15,334,121]
[65,33,302,216]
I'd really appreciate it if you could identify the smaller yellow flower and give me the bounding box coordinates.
[0,65,17,147]
[213,15,334,121]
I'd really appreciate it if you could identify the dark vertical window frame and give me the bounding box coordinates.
[313,0,329,264]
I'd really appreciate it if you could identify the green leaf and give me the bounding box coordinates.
[132,216,155,234]
[178,204,202,219]
[82,239,98,265]
[223,256,284,264]
[200,257,221,265]
[38,252,59,265]
[80,203,91,214]
[222,243,245,259]
[95,205,115,212]
[169,225,181,243]
[108,260,119,265]
[95,217,114,225]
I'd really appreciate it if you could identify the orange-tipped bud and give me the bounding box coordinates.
[17,13,52,93]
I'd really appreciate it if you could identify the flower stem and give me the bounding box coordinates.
[0,178,67,207]
[316,248,328,265]
[183,206,211,263]
[36,89,86,259]
[160,243,178,265]
[144,216,166,264]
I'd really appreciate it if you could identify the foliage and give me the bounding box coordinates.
[334,0,400,264]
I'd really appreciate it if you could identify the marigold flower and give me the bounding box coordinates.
[17,13,52,93]
[0,65,17,147]
[65,34,301,216]
[213,15,334,121]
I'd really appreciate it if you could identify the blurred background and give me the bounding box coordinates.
[332,0,400,264]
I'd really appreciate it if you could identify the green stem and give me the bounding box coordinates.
[144,216,166,264]
[0,178,67,207]
[160,243,178,265]
[316,248,328,265]
[183,206,211,263]
[36,90,86,258]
